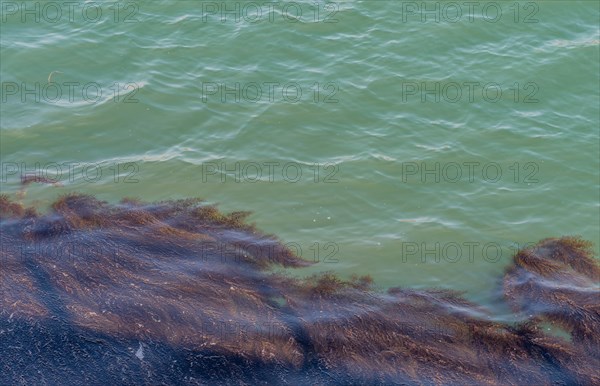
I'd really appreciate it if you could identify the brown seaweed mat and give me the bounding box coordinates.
[1,194,598,385]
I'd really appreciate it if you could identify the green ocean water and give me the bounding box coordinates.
[1,0,599,319]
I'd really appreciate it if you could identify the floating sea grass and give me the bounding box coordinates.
[0,194,598,385]
[20,175,62,186]
[504,237,600,360]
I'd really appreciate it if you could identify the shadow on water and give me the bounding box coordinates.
[1,193,598,385]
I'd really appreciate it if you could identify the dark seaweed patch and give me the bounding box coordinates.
[1,195,598,385]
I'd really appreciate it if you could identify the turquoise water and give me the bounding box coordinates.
[1,1,599,318]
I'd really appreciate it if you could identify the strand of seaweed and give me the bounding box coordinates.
[1,194,598,385]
